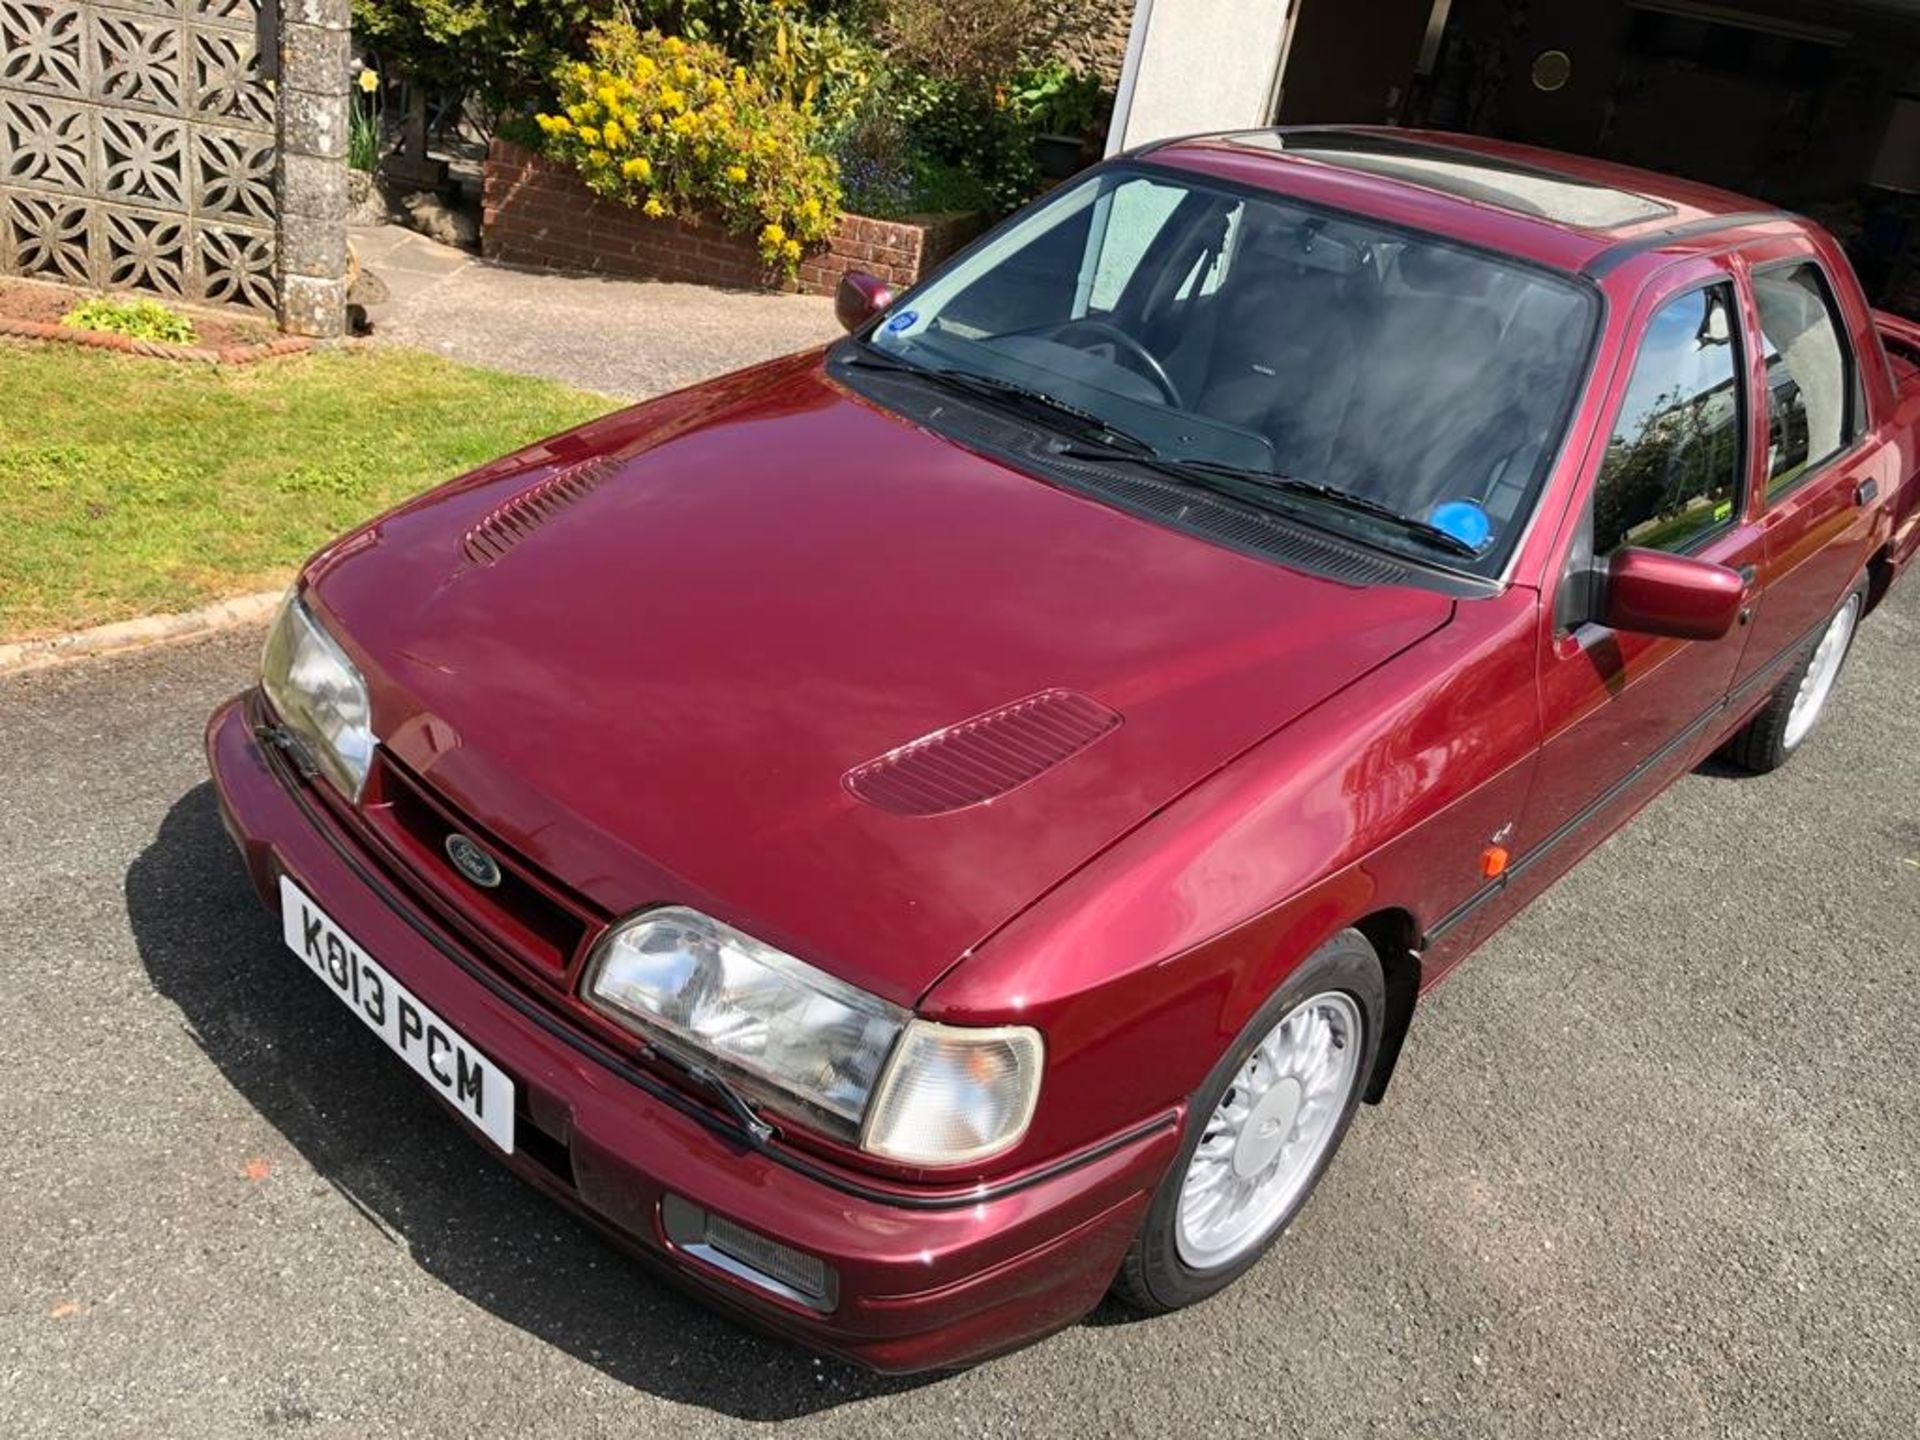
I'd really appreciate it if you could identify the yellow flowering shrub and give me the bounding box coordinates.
[535,23,840,274]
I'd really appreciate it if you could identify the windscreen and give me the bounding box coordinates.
[865,164,1598,575]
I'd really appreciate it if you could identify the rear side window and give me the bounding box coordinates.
[1751,262,1857,493]
[1593,283,1744,556]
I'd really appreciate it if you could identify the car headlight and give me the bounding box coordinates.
[260,592,375,801]
[583,908,1043,1162]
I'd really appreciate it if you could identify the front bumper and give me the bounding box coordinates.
[206,695,1177,1373]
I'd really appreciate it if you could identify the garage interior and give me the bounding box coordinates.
[1271,0,1920,317]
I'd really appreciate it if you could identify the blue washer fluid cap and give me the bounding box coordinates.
[1428,499,1492,552]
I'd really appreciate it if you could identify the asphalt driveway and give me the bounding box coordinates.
[352,223,840,401]
[3,582,1916,1439]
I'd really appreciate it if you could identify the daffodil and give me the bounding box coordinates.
[358,68,379,95]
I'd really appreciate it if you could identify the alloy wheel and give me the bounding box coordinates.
[1174,990,1363,1270]
[1783,594,1861,751]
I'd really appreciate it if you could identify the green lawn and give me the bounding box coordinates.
[0,343,614,641]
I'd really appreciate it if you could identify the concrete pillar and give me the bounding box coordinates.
[277,0,352,337]
[1106,0,1297,154]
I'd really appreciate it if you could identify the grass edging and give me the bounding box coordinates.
[0,316,313,365]
[0,589,283,679]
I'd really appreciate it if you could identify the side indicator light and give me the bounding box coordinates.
[1480,845,1511,879]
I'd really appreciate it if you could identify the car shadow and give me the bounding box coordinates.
[127,783,935,1419]
[1690,753,1748,780]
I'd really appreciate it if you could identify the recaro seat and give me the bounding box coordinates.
[1324,246,1504,513]
[1194,215,1364,479]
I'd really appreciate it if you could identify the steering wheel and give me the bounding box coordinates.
[1039,318,1183,407]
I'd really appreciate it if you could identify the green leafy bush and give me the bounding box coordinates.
[60,296,198,346]
[742,3,880,133]
[1007,57,1107,139]
[625,1,883,56]
[352,0,604,115]
[536,23,841,270]
[880,68,1039,216]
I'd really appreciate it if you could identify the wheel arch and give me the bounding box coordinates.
[1864,541,1897,615]
[1351,907,1423,1105]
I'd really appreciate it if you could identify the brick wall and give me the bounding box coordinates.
[483,142,984,296]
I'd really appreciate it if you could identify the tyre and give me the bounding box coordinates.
[1112,929,1384,1314]
[1722,582,1866,774]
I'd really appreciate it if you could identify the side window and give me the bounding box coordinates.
[1592,283,1744,557]
[1751,262,1856,493]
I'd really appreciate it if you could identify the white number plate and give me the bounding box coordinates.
[279,874,515,1153]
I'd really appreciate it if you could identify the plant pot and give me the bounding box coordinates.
[1034,133,1087,181]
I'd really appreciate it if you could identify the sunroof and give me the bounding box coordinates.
[1221,130,1673,230]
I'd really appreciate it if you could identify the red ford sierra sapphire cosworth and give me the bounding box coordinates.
[207,128,1920,1371]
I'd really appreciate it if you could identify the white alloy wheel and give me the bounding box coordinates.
[1174,990,1363,1270]
[1783,592,1861,751]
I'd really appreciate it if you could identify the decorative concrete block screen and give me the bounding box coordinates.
[0,0,350,335]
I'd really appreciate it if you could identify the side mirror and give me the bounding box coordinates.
[1600,547,1745,641]
[835,271,894,334]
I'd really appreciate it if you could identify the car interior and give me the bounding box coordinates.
[928,174,1595,552]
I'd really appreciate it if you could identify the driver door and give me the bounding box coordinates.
[1499,262,1768,922]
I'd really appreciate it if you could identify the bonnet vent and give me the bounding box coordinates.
[844,690,1122,817]
[463,456,619,564]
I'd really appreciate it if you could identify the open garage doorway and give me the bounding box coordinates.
[1269,0,1920,316]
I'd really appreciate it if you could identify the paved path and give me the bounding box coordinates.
[4,582,1918,1439]
[351,223,840,399]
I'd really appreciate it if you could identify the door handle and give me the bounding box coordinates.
[1856,477,1880,507]
[1737,564,1757,625]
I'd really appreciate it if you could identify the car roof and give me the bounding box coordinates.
[1140,126,1799,278]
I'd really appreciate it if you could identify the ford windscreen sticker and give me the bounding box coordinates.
[884,308,920,335]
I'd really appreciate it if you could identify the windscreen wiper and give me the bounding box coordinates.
[1060,445,1483,561]
[840,346,1158,456]
[846,348,1480,562]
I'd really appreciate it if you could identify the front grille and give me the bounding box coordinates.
[356,752,599,987]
